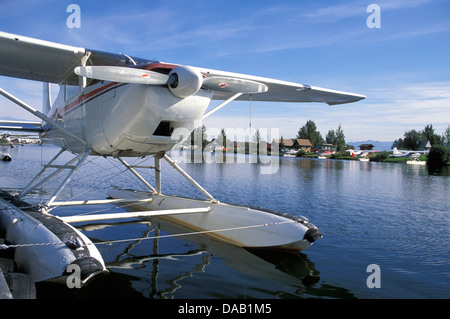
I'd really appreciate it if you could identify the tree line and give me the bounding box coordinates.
[296,119,347,151]
[188,121,449,151]
[294,121,450,169]
[295,120,450,151]
[393,124,450,150]
[187,125,268,153]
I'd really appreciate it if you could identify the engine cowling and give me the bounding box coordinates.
[168,66,203,99]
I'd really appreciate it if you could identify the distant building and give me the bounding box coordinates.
[315,143,336,154]
[273,138,295,149]
[296,139,312,152]
[418,140,431,152]
[359,144,375,150]
[272,138,312,152]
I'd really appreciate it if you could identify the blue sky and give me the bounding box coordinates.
[1,0,449,143]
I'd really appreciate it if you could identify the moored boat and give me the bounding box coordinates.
[0,190,107,298]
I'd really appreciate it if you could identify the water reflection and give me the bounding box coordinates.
[427,165,450,176]
[95,218,320,298]
[46,217,354,299]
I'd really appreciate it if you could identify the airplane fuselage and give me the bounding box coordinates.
[41,81,213,156]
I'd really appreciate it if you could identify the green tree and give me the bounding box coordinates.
[217,128,230,148]
[279,136,285,149]
[394,129,421,150]
[427,145,450,169]
[251,129,265,154]
[325,124,345,152]
[297,120,324,147]
[325,129,336,145]
[335,124,346,152]
[394,125,444,150]
[422,124,443,146]
[443,125,450,146]
[189,125,208,149]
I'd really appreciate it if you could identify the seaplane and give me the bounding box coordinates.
[0,31,365,288]
[0,132,13,161]
[391,147,429,158]
[390,148,428,165]
[347,149,380,161]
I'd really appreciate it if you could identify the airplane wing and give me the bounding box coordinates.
[0,31,365,105]
[0,120,43,133]
[0,31,152,85]
[0,31,85,84]
[194,66,365,105]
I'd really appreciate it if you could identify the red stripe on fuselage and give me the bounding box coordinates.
[54,82,127,119]
[54,62,179,119]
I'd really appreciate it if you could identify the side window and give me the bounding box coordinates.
[65,84,80,102]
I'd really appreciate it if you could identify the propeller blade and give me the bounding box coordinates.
[202,76,268,94]
[74,66,169,85]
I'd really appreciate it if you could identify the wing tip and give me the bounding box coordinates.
[327,94,366,106]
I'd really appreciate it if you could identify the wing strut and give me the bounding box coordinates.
[202,93,243,120]
[0,88,87,146]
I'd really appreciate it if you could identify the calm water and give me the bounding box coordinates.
[1,145,449,299]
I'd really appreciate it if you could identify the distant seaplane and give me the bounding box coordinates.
[391,147,429,158]
[390,147,429,165]
[0,31,365,285]
[347,149,380,161]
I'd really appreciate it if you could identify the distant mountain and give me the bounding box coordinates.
[347,140,394,151]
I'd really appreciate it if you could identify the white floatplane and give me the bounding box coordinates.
[391,147,428,158]
[347,149,380,161]
[283,149,298,157]
[0,31,365,276]
[406,153,427,165]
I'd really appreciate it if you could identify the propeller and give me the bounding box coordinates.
[74,65,268,97]
[74,66,169,85]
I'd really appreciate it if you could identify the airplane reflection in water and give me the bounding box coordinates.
[61,216,356,299]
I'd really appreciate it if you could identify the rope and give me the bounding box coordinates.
[0,218,301,250]
[95,219,297,247]
[1,242,64,249]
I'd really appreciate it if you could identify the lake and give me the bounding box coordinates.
[1,145,449,300]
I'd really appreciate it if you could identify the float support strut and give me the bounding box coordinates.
[163,154,217,203]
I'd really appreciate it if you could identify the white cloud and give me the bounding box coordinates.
[201,80,450,142]
[304,0,434,21]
